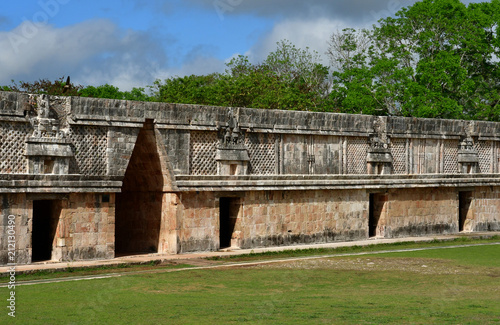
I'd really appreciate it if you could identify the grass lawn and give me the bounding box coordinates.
[4,242,500,324]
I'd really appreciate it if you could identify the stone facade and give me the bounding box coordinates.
[371,188,458,238]
[0,90,499,265]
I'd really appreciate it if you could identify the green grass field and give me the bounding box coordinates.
[4,241,500,324]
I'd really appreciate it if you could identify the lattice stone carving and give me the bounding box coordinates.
[391,138,407,175]
[190,131,218,175]
[347,137,369,174]
[475,140,492,173]
[244,133,276,175]
[0,122,31,174]
[68,125,107,175]
[443,140,459,174]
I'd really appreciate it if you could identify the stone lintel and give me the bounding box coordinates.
[26,142,73,157]
[367,151,393,163]
[215,147,250,162]
[26,137,70,144]
[458,150,479,163]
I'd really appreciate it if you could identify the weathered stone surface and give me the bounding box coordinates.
[236,190,368,249]
[0,91,499,265]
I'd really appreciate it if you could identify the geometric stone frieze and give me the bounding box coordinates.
[216,110,249,176]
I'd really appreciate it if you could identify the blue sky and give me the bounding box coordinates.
[0,0,482,90]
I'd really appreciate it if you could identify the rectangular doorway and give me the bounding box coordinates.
[32,200,60,262]
[219,198,240,249]
[369,193,387,238]
[459,191,472,232]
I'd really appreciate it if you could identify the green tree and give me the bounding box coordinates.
[79,84,123,99]
[1,78,151,102]
[79,84,151,101]
[150,74,222,105]
[152,40,331,111]
[328,0,500,120]
[2,77,82,96]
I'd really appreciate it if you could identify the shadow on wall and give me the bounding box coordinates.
[115,120,163,256]
[32,200,61,262]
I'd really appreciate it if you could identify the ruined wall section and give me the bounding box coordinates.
[0,192,115,264]
[2,91,500,185]
[174,189,368,253]
[56,193,115,261]
[0,93,122,193]
[68,96,228,180]
[369,186,500,239]
[239,110,373,176]
[382,188,458,237]
[0,193,115,264]
[469,187,500,232]
[387,117,500,175]
[159,129,190,175]
[0,92,32,175]
[239,190,367,248]
[62,96,382,178]
[0,193,30,264]
[177,191,219,253]
[176,107,500,178]
[106,126,139,177]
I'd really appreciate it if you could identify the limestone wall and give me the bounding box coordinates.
[58,193,115,261]
[469,187,500,231]
[238,190,367,248]
[366,187,500,238]
[172,190,367,253]
[380,188,458,238]
[174,186,500,253]
[177,192,219,253]
[0,193,114,264]
[1,91,500,188]
[0,194,30,264]
[2,91,500,263]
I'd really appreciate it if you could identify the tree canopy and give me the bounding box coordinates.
[151,40,331,111]
[328,0,500,120]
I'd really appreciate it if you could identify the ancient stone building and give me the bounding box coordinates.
[0,91,499,265]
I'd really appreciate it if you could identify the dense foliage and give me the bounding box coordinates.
[79,84,151,102]
[329,0,500,120]
[3,0,500,121]
[2,77,82,97]
[151,40,331,111]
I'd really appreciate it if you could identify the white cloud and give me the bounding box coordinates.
[0,18,231,90]
[158,56,226,80]
[0,19,172,90]
[0,20,116,78]
[242,0,487,67]
[187,0,420,23]
[245,18,349,65]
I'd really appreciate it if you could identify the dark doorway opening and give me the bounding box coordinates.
[219,198,240,249]
[369,193,386,238]
[32,200,60,262]
[459,191,472,232]
[115,120,163,256]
